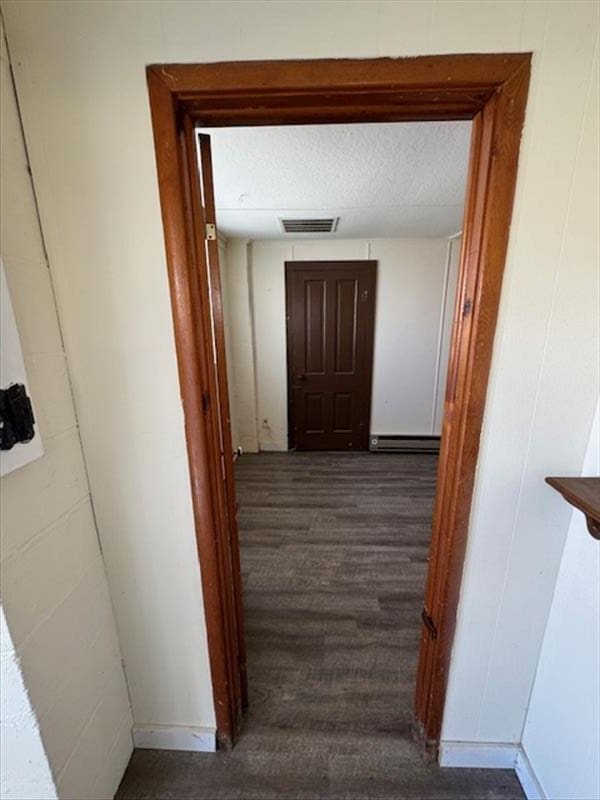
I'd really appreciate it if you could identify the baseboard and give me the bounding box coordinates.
[439,741,520,769]
[515,749,546,800]
[439,741,547,799]
[132,724,216,753]
[369,434,441,453]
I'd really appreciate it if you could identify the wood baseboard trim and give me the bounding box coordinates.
[439,741,519,769]
[132,725,216,753]
[515,749,547,800]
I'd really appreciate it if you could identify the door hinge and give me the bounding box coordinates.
[462,298,472,317]
[205,223,217,241]
[421,606,438,640]
[361,289,369,303]
[201,393,210,413]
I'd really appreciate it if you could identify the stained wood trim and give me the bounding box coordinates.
[146,53,531,749]
[147,70,241,747]
[148,55,528,127]
[416,64,530,741]
[186,128,246,741]
[197,134,249,713]
[148,54,525,95]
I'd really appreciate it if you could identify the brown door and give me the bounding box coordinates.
[286,260,376,451]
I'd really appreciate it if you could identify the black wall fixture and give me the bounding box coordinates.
[0,383,36,450]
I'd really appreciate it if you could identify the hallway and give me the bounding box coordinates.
[117,452,524,799]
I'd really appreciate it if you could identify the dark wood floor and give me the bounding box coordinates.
[117,452,524,799]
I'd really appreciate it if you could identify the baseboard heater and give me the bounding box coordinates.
[369,435,441,453]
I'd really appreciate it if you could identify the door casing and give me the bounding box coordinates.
[146,53,531,750]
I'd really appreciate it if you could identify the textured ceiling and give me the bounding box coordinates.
[198,121,471,240]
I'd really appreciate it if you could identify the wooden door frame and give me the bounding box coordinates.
[285,260,377,452]
[146,53,531,749]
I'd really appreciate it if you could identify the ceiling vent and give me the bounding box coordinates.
[280,217,339,234]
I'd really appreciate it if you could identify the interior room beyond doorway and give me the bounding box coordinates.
[206,122,470,455]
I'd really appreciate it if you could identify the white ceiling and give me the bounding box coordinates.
[199,121,471,240]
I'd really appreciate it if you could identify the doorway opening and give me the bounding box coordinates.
[196,118,469,758]
[146,54,531,750]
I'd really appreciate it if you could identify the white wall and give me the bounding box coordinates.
[250,240,293,450]
[234,237,454,450]
[370,238,453,436]
[2,0,598,756]
[520,405,599,800]
[442,15,599,747]
[0,609,57,800]
[220,238,259,452]
[1,1,216,740]
[0,23,133,798]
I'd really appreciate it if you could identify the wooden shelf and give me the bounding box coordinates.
[546,477,600,541]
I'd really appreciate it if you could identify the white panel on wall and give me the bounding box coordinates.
[221,239,259,452]
[0,21,133,797]
[369,238,448,435]
[0,261,43,476]
[291,240,369,262]
[250,240,292,451]
[1,0,216,738]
